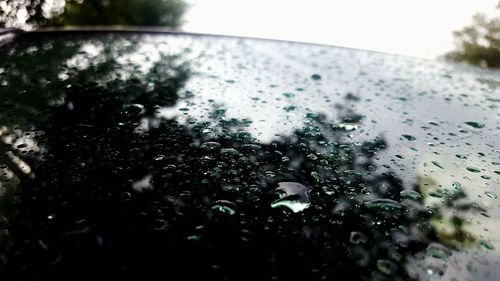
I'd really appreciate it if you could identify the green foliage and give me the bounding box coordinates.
[445,3,500,69]
[0,0,187,29]
[54,0,187,27]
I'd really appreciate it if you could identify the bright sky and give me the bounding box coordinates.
[183,0,499,59]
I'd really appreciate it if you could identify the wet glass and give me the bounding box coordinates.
[0,32,499,281]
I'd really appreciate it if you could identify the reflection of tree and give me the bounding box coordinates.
[0,34,191,279]
[0,0,187,30]
[420,176,484,248]
[445,2,500,69]
[0,34,484,281]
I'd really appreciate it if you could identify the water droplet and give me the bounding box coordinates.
[466,166,481,173]
[400,190,422,201]
[310,171,323,183]
[426,243,452,259]
[426,265,445,276]
[307,153,318,161]
[350,231,368,244]
[16,143,28,149]
[466,262,477,273]
[124,103,145,115]
[322,186,335,195]
[200,141,221,151]
[431,161,444,169]
[484,191,497,199]
[282,92,295,98]
[265,170,277,178]
[241,144,262,151]
[364,199,403,212]
[187,235,202,241]
[452,181,462,190]
[221,184,241,192]
[305,112,319,118]
[234,131,251,141]
[377,259,396,275]
[428,190,444,198]
[401,134,416,141]
[283,105,296,112]
[271,182,311,213]
[153,155,166,161]
[213,108,226,116]
[479,240,495,250]
[211,200,237,215]
[311,74,321,80]
[220,148,239,157]
[464,121,485,129]
[338,123,358,131]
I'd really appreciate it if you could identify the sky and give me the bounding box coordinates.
[183,0,500,59]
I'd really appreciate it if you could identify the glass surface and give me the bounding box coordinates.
[0,33,499,281]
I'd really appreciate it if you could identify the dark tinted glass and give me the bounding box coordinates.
[0,33,499,281]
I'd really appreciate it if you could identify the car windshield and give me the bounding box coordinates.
[0,32,499,281]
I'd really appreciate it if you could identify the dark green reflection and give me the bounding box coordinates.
[0,34,483,281]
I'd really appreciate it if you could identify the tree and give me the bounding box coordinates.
[0,0,187,30]
[445,2,500,68]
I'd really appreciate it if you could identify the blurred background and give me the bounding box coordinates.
[0,0,499,68]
